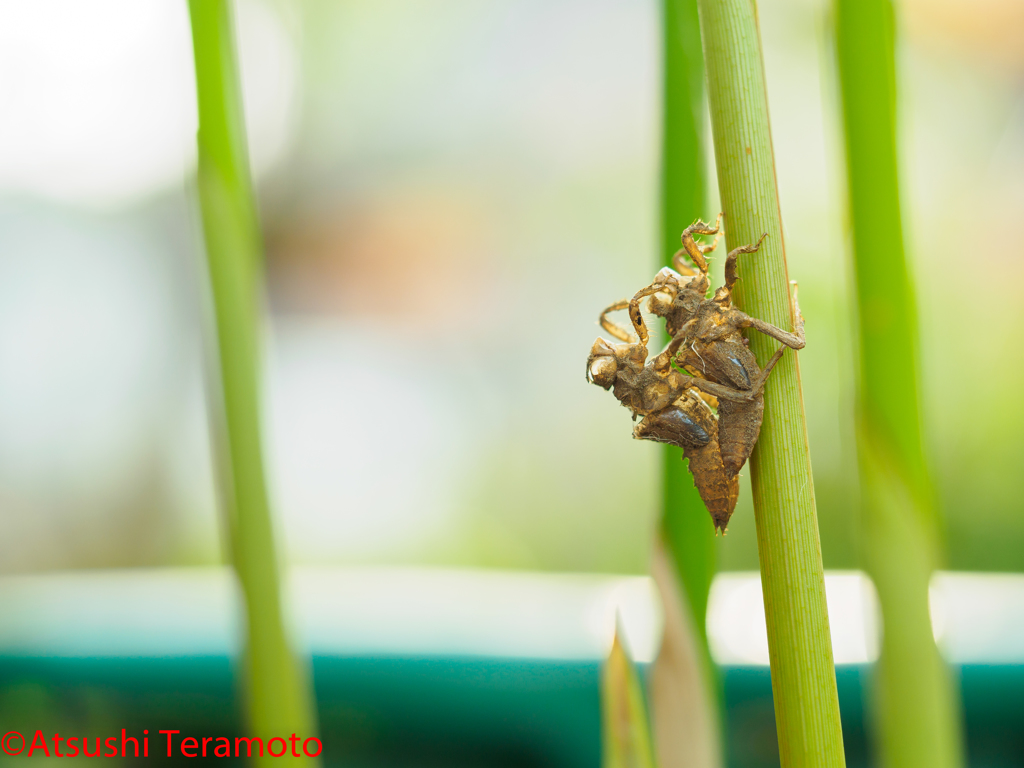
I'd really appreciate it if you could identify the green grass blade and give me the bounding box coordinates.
[188,2,319,764]
[650,541,722,768]
[603,625,659,768]
[654,2,723,767]
[833,2,965,767]
[695,0,846,765]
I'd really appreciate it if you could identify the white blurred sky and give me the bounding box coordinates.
[0,0,295,205]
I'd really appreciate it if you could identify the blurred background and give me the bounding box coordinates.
[1,0,1023,764]
[2,0,1023,578]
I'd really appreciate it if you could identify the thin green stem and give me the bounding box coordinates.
[695,1,845,765]
[834,1,964,766]
[188,2,319,764]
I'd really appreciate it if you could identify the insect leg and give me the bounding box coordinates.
[674,374,759,403]
[646,333,690,377]
[675,213,722,275]
[657,333,688,361]
[599,299,635,343]
[723,232,768,292]
[681,212,723,239]
[670,250,699,277]
[749,346,786,393]
[731,282,806,350]
[628,281,678,347]
[699,228,724,256]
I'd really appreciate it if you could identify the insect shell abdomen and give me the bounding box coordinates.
[683,435,739,532]
[718,395,764,479]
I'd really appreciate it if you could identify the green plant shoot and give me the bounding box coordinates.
[834,1,965,766]
[188,2,320,765]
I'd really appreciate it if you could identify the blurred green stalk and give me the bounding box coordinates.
[659,0,715,671]
[695,0,845,765]
[603,626,658,768]
[653,1,722,766]
[188,2,319,764]
[833,2,964,767]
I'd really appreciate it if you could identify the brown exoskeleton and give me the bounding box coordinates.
[628,218,805,484]
[587,306,738,529]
